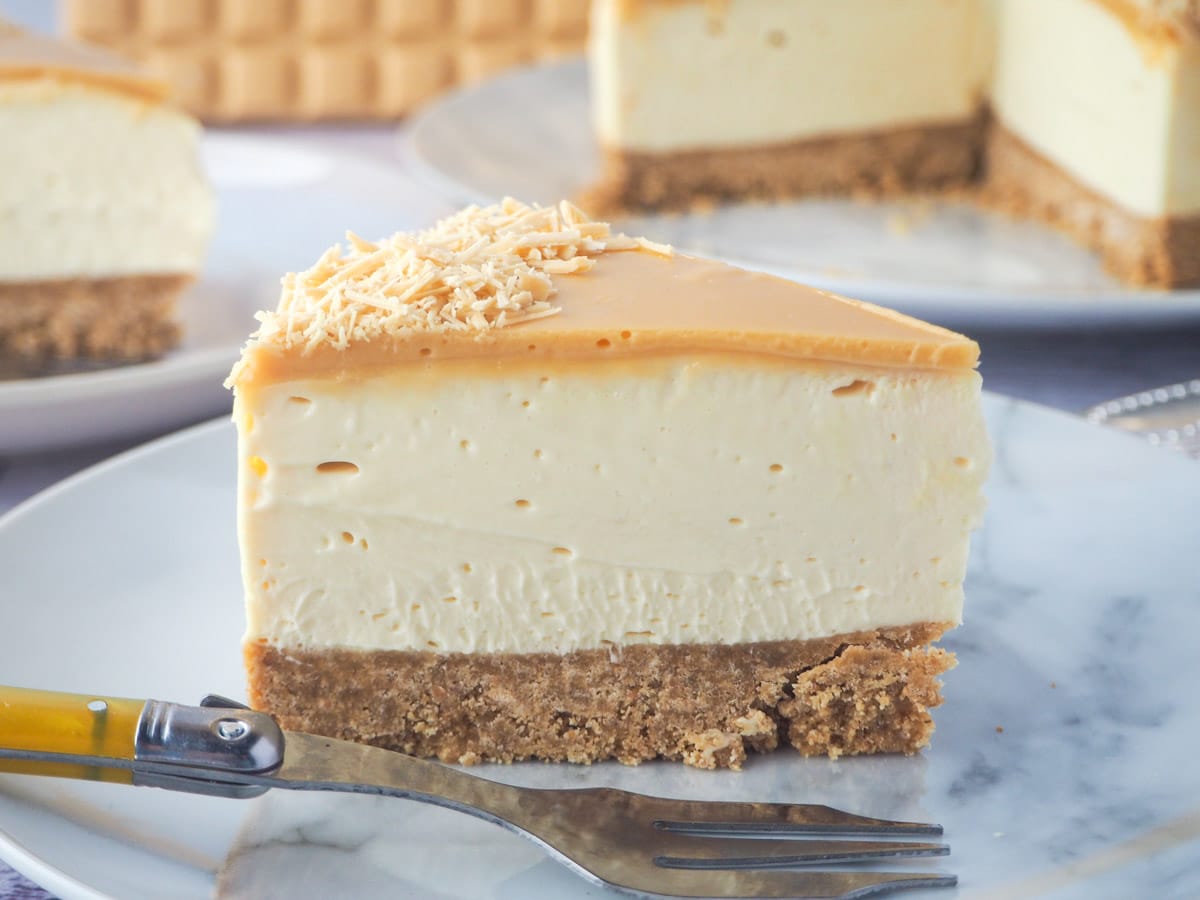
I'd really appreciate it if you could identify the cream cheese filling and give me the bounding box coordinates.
[0,81,213,281]
[590,0,991,152]
[992,0,1200,217]
[237,355,990,655]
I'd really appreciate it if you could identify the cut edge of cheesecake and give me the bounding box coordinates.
[982,123,1200,287]
[231,199,989,769]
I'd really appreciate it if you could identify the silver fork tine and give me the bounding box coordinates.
[649,800,944,836]
[204,735,957,897]
[643,868,958,899]
[653,837,948,869]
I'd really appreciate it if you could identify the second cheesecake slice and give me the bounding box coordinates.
[229,199,990,769]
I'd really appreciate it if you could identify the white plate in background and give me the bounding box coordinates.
[403,60,1200,330]
[1,133,447,455]
[1,397,1198,898]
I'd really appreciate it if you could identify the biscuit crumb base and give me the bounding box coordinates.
[981,123,1200,288]
[584,120,985,215]
[0,274,187,365]
[246,622,953,770]
[587,117,1200,289]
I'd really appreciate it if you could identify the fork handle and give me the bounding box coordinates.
[0,685,144,785]
[0,685,143,762]
[0,685,284,797]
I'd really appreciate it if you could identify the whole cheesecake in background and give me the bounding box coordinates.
[589,0,1200,288]
[229,199,991,769]
[0,22,213,365]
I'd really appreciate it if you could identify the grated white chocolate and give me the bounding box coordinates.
[231,198,671,379]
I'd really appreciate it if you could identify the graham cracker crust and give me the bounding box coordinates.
[982,123,1200,288]
[584,120,985,214]
[0,274,189,364]
[246,622,954,770]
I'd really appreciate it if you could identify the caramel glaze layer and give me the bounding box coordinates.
[234,250,979,388]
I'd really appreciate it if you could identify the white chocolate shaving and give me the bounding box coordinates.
[233,199,671,375]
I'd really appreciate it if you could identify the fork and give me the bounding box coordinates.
[0,686,955,898]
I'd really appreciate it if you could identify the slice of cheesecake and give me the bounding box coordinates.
[229,200,991,769]
[588,0,992,211]
[0,22,212,365]
[985,0,1200,286]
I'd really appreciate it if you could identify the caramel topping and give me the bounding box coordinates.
[0,21,169,104]
[232,218,979,389]
[244,199,668,356]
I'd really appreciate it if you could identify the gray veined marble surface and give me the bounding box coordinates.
[1,395,1195,899]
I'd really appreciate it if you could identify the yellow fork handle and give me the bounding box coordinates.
[0,685,144,784]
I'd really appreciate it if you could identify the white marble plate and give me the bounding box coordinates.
[1,396,1199,900]
[402,60,1200,330]
[0,133,445,455]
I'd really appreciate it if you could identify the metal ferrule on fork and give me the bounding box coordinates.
[131,695,284,797]
[0,686,283,798]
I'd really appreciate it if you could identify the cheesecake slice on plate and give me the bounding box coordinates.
[0,22,212,365]
[229,200,991,769]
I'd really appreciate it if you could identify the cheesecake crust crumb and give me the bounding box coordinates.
[584,120,985,214]
[982,124,1200,288]
[0,274,187,366]
[246,622,953,769]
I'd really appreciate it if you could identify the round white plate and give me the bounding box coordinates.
[1,132,445,455]
[1,396,1198,899]
[403,60,1200,329]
